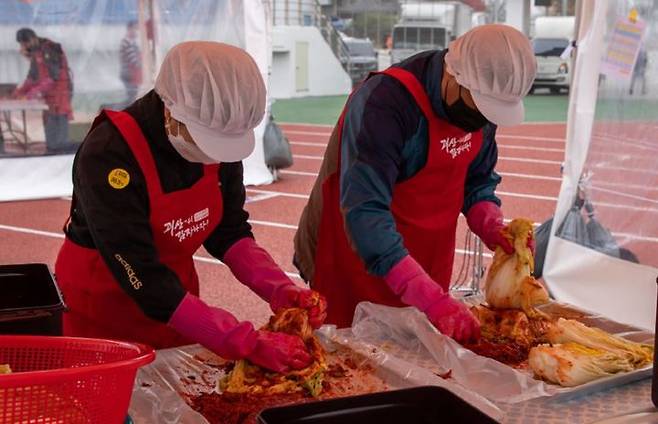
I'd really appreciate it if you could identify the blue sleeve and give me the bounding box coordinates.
[462,123,502,214]
[339,75,420,277]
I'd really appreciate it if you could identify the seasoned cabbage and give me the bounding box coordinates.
[221,306,327,396]
[548,318,653,367]
[485,218,549,316]
[529,342,636,386]
[529,318,653,387]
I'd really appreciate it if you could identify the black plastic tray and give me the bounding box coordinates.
[257,386,498,424]
[0,263,65,335]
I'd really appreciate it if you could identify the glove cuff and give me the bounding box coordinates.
[466,201,504,238]
[384,255,445,311]
[168,293,258,359]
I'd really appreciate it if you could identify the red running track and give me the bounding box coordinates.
[1,122,655,327]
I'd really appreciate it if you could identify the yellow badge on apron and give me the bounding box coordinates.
[108,168,130,189]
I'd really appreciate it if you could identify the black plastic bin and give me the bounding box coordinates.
[0,263,66,335]
[257,386,498,424]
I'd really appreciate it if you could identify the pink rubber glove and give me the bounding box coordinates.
[466,201,514,254]
[384,256,480,343]
[224,237,327,328]
[168,293,311,372]
[248,330,313,372]
[269,285,328,329]
[466,201,536,255]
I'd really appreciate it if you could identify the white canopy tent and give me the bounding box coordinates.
[0,0,272,202]
[544,0,658,331]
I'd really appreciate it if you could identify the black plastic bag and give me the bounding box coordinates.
[556,196,590,247]
[264,114,293,170]
[533,217,553,279]
[582,199,621,258]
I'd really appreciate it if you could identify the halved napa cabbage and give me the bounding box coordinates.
[529,342,636,386]
[529,319,654,387]
[548,318,653,367]
[485,218,549,316]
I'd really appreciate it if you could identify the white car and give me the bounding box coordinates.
[531,37,571,94]
[531,14,576,95]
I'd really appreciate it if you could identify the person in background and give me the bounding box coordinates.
[120,20,143,104]
[55,42,327,373]
[294,24,537,342]
[14,28,74,154]
[629,48,648,96]
[384,34,393,51]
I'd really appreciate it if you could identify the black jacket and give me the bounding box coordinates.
[66,90,253,322]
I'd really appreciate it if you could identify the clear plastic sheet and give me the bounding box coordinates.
[543,1,657,332]
[128,345,215,424]
[0,0,273,200]
[351,303,556,404]
[555,2,658,268]
[0,0,246,132]
[129,327,504,423]
[350,302,653,404]
[319,326,503,419]
[129,301,651,421]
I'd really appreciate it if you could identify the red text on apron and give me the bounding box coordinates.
[55,110,222,348]
[312,68,483,328]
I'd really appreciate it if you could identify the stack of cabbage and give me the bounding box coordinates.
[485,218,653,387]
[529,318,653,386]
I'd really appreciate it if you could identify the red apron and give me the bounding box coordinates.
[33,45,72,118]
[55,110,222,348]
[312,68,483,328]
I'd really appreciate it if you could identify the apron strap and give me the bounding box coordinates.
[378,67,437,123]
[203,163,220,179]
[104,109,164,197]
[335,68,435,171]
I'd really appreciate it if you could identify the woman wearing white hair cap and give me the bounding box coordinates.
[295,24,536,342]
[55,41,326,373]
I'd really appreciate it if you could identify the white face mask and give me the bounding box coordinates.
[166,128,217,164]
[168,134,217,164]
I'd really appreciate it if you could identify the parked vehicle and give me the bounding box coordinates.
[391,1,473,64]
[531,16,575,94]
[341,35,378,86]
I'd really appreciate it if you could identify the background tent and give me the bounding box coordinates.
[544,0,658,331]
[0,0,273,202]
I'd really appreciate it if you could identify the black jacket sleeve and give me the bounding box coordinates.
[71,121,186,323]
[203,161,254,260]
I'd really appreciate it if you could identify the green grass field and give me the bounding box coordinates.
[272,92,571,125]
[74,89,655,137]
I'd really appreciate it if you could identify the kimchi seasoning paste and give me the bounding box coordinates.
[191,392,307,424]
[463,339,529,366]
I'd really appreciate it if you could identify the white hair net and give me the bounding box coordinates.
[445,24,537,126]
[155,41,266,162]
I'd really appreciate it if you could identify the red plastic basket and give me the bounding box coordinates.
[0,335,155,424]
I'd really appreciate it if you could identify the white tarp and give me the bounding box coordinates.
[0,0,273,201]
[242,0,275,186]
[544,0,658,331]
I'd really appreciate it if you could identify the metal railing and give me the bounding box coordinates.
[451,229,486,297]
[272,0,352,75]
